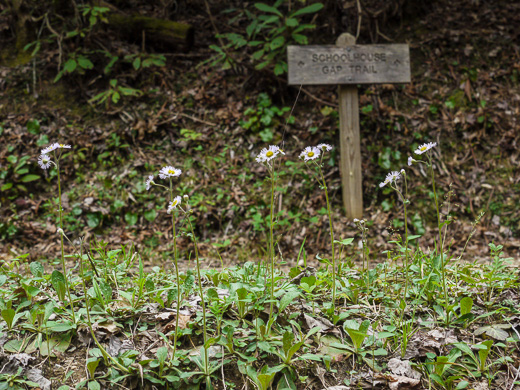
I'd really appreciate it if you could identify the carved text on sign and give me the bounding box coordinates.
[287,44,410,85]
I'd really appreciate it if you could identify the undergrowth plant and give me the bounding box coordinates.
[37,143,76,324]
[256,145,285,332]
[145,165,183,360]
[299,143,337,314]
[9,135,515,389]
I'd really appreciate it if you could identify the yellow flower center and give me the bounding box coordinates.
[421,146,427,151]
[172,200,178,207]
[60,144,64,147]
[266,151,274,157]
[307,152,315,157]
[168,169,176,175]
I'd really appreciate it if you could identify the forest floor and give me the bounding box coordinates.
[0,0,519,268]
[0,0,519,389]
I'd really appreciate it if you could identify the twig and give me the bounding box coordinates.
[221,346,227,390]
[158,113,217,127]
[300,87,338,108]
[356,0,362,40]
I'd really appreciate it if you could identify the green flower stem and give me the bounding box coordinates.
[186,215,209,377]
[169,179,181,361]
[79,251,130,373]
[428,154,449,324]
[319,165,336,312]
[393,185,409,322]
[267,165,276,332]
[56,157,76,324]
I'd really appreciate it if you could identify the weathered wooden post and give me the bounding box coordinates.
[287,33,411,218]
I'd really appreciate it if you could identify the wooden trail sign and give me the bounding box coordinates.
[287,33,411,218]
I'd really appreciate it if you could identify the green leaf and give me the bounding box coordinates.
[456,380,469,389]
[133,57,141,70]
[125,212,138,226]
[88,381,101,390]
[254,3,283,17]
[1,183,13,191]
[21,174,40,183]
[144,208,156,222]
[156,346,168,365]
[291,3,324,17]
[47,321,74,332]
[86,212,101,228]
[291,33,308,44]
[282,331,295,354]
[30,261,44,277]
[87,357,100,378]
[1,308,15,329]
[334,238,354,246]
[27,120,40,134]
[279,290,300,312]
[64,59,77,73]
[51,270,67,301]
[475,324,510,341]
[460,297,473,316]
[78,57,94,69]
[269,36,285,50]
[285,18,298,27]
[111,91,121,103]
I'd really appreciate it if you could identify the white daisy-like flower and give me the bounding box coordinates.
[41,143,72,154]
[159,166,182,179]
[38,154,52,169]
[414,142,437,155]
[353,218,359,223]
[167,196,182,213]
[379,170,402,188]
[299,146,321,162]
[256,145,285,163]
[145,175,154,190]
[400,169,405,175]
[317,143,333,152]
[408,156,415,166]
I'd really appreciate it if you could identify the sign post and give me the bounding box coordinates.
[287,33,411,218]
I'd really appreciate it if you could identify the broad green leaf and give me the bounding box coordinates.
[270,36,285,50]
[1,308,15,329]
[64,59,77,73]
[87,357,100,377]
[279,290,300,312]
[282,331,294,354]
[335,238,354,246]
[1,183,13,191]
[475,324,510,341]
[88,381,101,390]
[460,297,473,316]
[51,270,66,301]
[30,261,44,277]
[133,57,141,70]
[21,174,40,183]
[156,346,168,365]
[78,57,94,69]
[291,3,324,17]
[285,18,298,27]
[254,3,283,17]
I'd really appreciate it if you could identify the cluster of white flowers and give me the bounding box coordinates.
[256,145,285,163]
[41,143,71,155]
[379,170,404,188]
[146,165,184,213]
[298,143,333,162]
[37,142,72,170]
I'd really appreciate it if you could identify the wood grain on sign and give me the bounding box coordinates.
[287,44,410,85]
